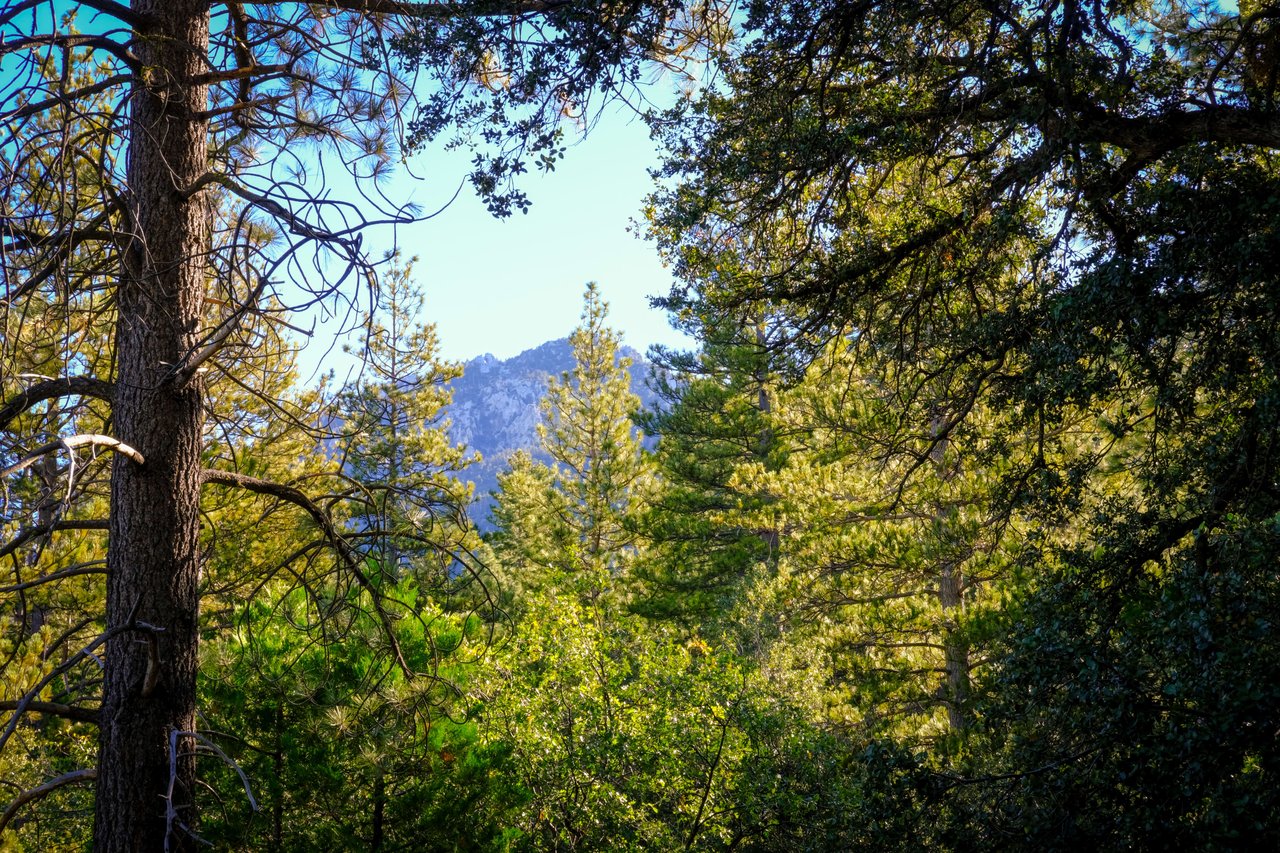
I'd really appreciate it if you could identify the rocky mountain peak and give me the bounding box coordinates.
[445,337,656,527]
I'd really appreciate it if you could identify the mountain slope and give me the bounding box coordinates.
[447,338,656,527]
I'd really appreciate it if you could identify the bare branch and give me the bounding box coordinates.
[192,63,289,86]
[0,33,139,68]
[202,468,412,674]
[0,1,45,30]
[0,74,131,123]
[171,271,275,391]
[0,768,98,835]
[0,519,108,562]
[0,700,99,725]
[0,561,107,594]
[1,434,144,479]
[0,377,114,431]
[75,0,156,31]
[301,0,575,19]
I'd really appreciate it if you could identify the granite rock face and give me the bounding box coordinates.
[446,338,657,528]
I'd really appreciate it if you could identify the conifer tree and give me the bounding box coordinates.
[633,310,789,630]
[336,257,479,586]
[491,284,653,605]
[727,334,1029,738]
[195,267,492,849]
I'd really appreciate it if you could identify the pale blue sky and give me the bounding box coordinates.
[351,104,691,367]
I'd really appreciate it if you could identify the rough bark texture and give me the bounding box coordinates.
[92,1,210,850]
[931,414,971,732]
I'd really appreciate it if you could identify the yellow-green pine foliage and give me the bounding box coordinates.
[492,283,655,605]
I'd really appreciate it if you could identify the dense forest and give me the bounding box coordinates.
[2,0,1279,849]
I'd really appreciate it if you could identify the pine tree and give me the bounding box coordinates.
[633,311,789,631]
[336,257,478,586]
[195,265,492,849]
[727,334,1027,738]
[491,284,653,606]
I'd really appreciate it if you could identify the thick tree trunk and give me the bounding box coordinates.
[93,1,210,850]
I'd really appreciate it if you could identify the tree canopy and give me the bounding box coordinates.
[3,1,1279,849]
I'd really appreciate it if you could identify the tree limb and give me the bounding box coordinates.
[202,469,412,674]
[1077,102,1280,161]
[0,598,152,754]
[75,0,156,31]
[0,519,108,562]
[303,0,576,19]
[0,33,139,68]
[0,74,130,123]
[1,197,127,304]
[1,434,144,479]
[0,768,98,835]
[0,561,107,594]
[0,0,44,30]
[0,377,114,431]
[0,700,99,725]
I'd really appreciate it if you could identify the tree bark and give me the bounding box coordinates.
[372,767,386,851]
[930,412,970,732]
[92,1,210,850]
[938,561,970,732]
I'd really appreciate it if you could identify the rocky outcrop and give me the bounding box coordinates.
[446,338,656,528]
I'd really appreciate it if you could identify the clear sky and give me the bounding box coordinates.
[338,103,693,368]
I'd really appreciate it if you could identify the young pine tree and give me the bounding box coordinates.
[491,283,654,606]
[632,311,792,631]
[337,257,479,587]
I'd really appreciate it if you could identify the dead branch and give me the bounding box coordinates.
[0,768,98,835]
[1,434,144,479]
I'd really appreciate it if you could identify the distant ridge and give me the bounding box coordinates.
[446,338,657,528]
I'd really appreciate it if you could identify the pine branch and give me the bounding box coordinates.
[0,768,98,835]
[0,377,114,431]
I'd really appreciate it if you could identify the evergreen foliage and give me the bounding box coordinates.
[336,256,480,586]
[633,314,787,630]
[4,1,1280,849]
[491,284,654,605]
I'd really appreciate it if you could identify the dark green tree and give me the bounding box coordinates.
[648,0,1280,841]
[633,308,789,632]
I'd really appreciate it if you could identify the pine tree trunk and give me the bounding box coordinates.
[372,767,386,851]
[271,701,284,851]
[938,562,970,732]
[93,2,210,849]
[930,411,970,732]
